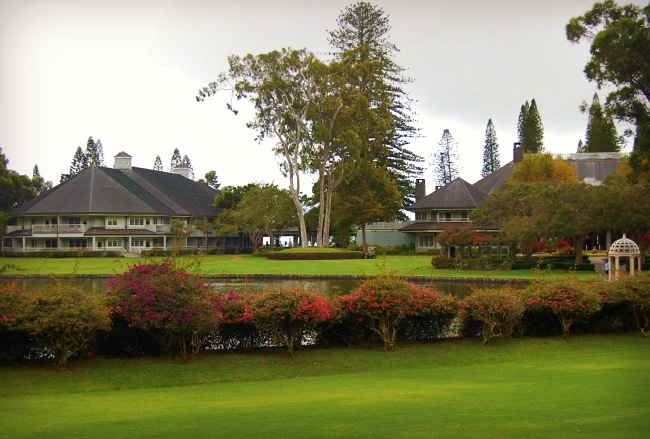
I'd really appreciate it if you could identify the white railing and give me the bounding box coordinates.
[29,224,85,234]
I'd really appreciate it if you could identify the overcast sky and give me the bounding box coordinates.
[0,0,641,193]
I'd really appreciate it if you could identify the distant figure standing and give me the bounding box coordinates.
[605,262,610,275]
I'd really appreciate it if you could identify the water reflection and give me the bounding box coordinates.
[2,276,501,298]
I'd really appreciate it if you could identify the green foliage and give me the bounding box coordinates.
[582,93,621,152]
[107,258,221,360]
[329,2,424,216]
[340,275,457,351]
[215,183,296,251]
[60,137,104,182]
[8,280,111,370]
[517,99,544,153]
[605,274,650,337]
[432,128,460,186]
[236,286,331,356]
[526,277,601,338]
[481,119,501,176]
[461,286,526,345]
[566,1,650,180]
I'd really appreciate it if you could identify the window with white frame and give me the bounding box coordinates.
[419,235,436,248]
[415,211,428,221]
[129,218,144,226]
[461,211,468,221]
[107,240,122,248]
[131,239,145,247]
[445,212,452,221]
[107,218,118,227]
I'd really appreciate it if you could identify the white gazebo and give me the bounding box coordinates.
[607,234,642,281]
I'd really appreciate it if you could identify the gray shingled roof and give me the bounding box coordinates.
[407,178,487,211]
[566,157,623,184]
[473,162,513,195]
[11,166,219,217]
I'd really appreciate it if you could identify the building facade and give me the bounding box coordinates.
[4,152,222,255]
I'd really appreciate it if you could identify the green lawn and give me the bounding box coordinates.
[0,334,647,438]
[0,254,601,280]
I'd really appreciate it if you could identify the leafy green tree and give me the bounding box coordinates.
[153,155,163,171]
[214,183,296,250]
[522,99,544,153]
[198,48,318,247]
[32,164,52,196]
[481,119,501,176]
[0,149,38,232]
[60,146,88,182]
[472,155,579,261]
[85,136,105,167]
[432,129,459,186]
[170,148,182,173]
[517,101,529,149]
[544,181,597,264]
[331,161,402,253]
[180,154,194,179]
[328,1,424,215]
[213,184,256,210]
[601,170,650,262]
[200,170,220,189]
[567,1,650,180]
[581,93,621,152]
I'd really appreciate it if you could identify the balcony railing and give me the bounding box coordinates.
[31,224,85,234]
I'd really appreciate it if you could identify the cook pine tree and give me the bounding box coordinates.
[433,129,459,187]
[481,119,501,176]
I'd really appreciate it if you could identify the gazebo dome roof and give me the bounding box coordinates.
[608,234,641,256]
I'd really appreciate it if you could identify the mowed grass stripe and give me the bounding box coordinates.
[1,334,648,438]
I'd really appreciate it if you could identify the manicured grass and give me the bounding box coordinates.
[0,254,601,280]
[0,334,648,438]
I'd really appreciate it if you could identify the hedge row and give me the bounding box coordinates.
[266,251,364,260]
[1,262,649,369]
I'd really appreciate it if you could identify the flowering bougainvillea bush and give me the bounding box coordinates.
[0,281,38,364]
[604,274,650,337]
[215,290,268,351]
[340,275,458,351]
[6,280,111,370]
[107,258,221,360]
[232,286,332,357]
[461,286,526,345]
[525,277,601,339]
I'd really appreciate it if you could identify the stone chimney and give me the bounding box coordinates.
[114,151,132,169]
[513,142,523,163]
[415,178,426,201]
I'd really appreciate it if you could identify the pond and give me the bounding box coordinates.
[2,276,509,298]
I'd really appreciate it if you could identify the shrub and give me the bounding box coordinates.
[214,291,267,351]
[605,274,650,337]
[12,280,111,370]
[107,258,221,360]
[340,275,458,351]
[235,286,332,356]
[526,277,601,339]
[461,286,526,345]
